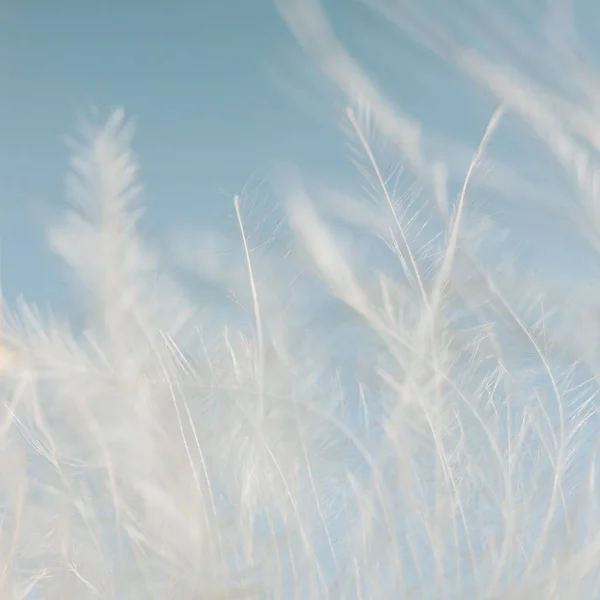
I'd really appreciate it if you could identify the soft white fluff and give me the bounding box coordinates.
[2,1,600,598]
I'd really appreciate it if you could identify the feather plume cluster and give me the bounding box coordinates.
[3,1,600,598]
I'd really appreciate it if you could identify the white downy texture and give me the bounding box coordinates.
[3,1,600,598]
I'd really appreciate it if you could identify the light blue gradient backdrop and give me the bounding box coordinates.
[1,0,359,309]
[2,1,592,312]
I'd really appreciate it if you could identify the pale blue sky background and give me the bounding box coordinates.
[1,0,498,314]
[0,0,359,309]
[2,0,595,315]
